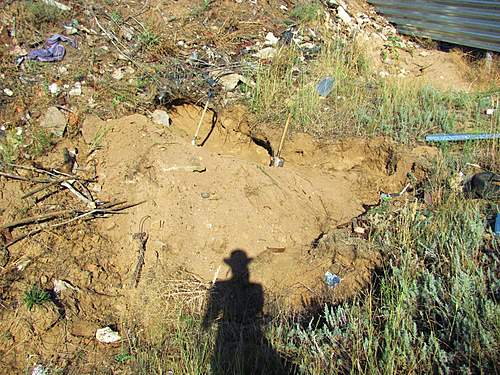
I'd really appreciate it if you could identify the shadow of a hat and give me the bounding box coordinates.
[223,249,253,268]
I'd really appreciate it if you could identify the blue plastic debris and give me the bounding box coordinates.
[425,133,500,142]
[324,271,341,288]
[316,77,335,97]
[495,213,500,237]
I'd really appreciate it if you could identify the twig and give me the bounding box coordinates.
[7,163,59,178]
[5,201,146,248]
[21,177,76,198]
[60,180,96,208]
[0,171,50,183]
[1,210,75,230]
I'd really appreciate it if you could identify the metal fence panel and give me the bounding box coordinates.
[368,0,500,52]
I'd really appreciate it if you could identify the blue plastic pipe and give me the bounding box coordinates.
[495,213,500,237]
[425,133,500,142]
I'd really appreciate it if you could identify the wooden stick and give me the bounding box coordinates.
[1,210,75,230]
[0,171,50,183]
[4,201,145,249]
[21,177,76,198]
[60,180,96,208]
[192,100,210,146]
[276,113,292,158]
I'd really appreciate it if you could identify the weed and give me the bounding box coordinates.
[138,29,160,51]
[115,351,134,363]
[112,94,127,107]
[25,0,62,26]
[23,285,51,311]
[190,0,212,18]
[30,129,54,157]
[290,1,323,24]
[89,124,110,152]
[0,128,24,164]
[248,41,495,142]
[110,11,123,24]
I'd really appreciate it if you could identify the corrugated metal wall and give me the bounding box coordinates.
[368,0,500,52]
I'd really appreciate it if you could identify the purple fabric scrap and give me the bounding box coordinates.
[28,34,77,62]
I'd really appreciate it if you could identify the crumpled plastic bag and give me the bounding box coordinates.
[27,34,77,62]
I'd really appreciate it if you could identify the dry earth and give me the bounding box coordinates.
[0,103,437,372]
[0,0,481,372]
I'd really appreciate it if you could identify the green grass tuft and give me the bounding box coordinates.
[23,285,51,311]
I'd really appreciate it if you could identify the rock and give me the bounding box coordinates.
[3,88,13,97]
[264,32,279,46]
[112,68,124,80]
[40,275,48,284]
[68,82,82,96]
[218,73,245,91]
[41,0,71,11]
[17,258,31,271]
[82,115,107,144]
[32,364,49,375]
[152,110,171,127]
[354,226,365,234]
[96,326,121,343]
[337,6,352,24]
[486,108,495,115]
[254,47,276,59]
[48,83,60,96]
[71,320,98,337]
[53,279,78,293]
[40,107,67,137]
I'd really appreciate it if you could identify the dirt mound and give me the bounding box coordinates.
[0,104,437,371]
[90,105,434,307]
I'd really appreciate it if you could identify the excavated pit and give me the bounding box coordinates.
[88,104,436,307]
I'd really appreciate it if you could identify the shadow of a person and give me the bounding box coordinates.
[202,250,289,375]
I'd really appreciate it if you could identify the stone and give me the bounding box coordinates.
[53,279,78,293]
[82,115,107,144]
[218,73,245,91]
[68,82,82,96]
[337,6,352,24]
[264,32,279,46]
[3,88,13,97]
[96,326,121,343]
[354,226,365,234]
[112,68,124,80]
[254,47,276,59]
[40,107,67,137]
[152,110,170,127]
[32,364,49,375]
[48,83,60,95]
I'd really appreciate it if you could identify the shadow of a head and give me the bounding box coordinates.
[223,249,253,280]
